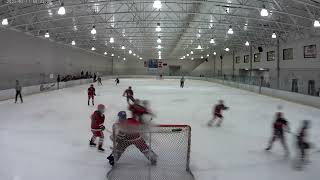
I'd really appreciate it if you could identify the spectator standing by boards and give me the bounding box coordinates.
[93,73,97,82]
[180,76,185,88]
[15,80,23,103]
[115,78,120,85]
[97,76,102,86]
[57,74,61,89]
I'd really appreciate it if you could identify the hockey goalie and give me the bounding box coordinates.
[107,111,158,166]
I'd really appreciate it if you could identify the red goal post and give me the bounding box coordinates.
[107,124,194,180]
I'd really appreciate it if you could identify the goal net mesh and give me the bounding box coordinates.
[107,124,194,180]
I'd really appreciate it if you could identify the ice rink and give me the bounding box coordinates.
[1,78,320,180]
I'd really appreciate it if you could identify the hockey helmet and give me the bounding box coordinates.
[276,112,283,118]
[142,100,149,106]
[302,120,311,129]
[134,99,140,104]
[90,84,94,87]
[97,104,106,113]
[117,111,127,121]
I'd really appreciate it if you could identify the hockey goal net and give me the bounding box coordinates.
[107,124,194,180]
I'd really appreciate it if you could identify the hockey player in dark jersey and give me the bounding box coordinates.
[87,84,96,106]
[123,86,135,104]
[115,78,120,85]
[296,120,311,164]
[207,100,229,127]
[265,112,290,156]
[107,111,157,166]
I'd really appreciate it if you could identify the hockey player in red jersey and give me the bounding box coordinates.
[87,84,96,106]
[207,100,229,127]
[265,112,290,156]
[123,86,135,104]
[128,99,154,123]
[89,104,106,152]
[107,111,157,166]
[296,120,311,164]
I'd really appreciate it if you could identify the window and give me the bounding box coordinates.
[291,79,298,92]
[244,55,249,63]
[267,51,275,61]
[308,80,315,95]
[283,48,293,60]
[304,45,316,58]
[254,53,261,62]
[235,56,240,64]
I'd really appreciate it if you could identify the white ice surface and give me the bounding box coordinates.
[0,79,320,180]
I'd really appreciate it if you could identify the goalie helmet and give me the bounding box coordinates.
[117,111,127,121]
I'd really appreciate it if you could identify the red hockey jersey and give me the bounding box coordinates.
[129,104,148,119]
[88,87,95,96]
[214,104,227,115]
[91,110,105,130]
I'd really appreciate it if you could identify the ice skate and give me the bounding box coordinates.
[89,140,96,147]
[107,154,115,166]
[98,145,105,152]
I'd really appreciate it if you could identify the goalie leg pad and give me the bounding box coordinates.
[143,149,158,165]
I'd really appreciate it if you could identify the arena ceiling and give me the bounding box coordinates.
[1,0,320,60]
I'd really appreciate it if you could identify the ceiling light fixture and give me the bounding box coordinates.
[91,26,96,35]
[314,20,320,27]
[2,18,8,25]
[190,51,194,54]
[225,48,230,52]
[272,32,277,39]
[156,23,161,32]
[57,3,66,15]
[153,0,162,9]
[157,36,162,43]
[44,30,50,38]
[260,5,269,17]
[121,45,125,50]
[245,41,250,46]
[196,45,202,50]
[91,47,96,51]
[109,37,114,43]
[71,40,76,45]
[104,52,107,55]
[157,45,162,49]
[227,26,234,35]
[210,38,215,44]
[213,52,217,55]
[48,9,53,16]
[129,50,132,54]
